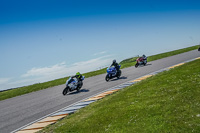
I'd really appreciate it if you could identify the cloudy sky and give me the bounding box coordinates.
[0,0,200,90]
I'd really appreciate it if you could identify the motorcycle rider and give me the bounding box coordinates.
[110,59,120,74]
[142,54,147,60]
[71,72,83,88]
[142,54,148,65]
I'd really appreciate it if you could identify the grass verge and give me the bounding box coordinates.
[0,45,198,101]
[120,45,199,68]
[39,58,200,133]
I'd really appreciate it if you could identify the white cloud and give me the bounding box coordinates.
[0,55,113,90]
[22,55,112,78]
[0,78,13,91]
[70,55,112,72]
[20,55,112,83]
[22,61,67,78]
[0,78,11,84]
[93,51,107,56]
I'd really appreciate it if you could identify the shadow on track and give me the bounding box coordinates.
[66,89,90,95]
[135,63,152,68]
[109,76,127,82]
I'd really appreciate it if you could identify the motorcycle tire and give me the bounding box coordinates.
[76,85,81,92]
[77,81,83,92]
[117,70,121,79]
[135,63,138,68]
[63,86,69,95]
[77,87,80,92]
[105,74,110,82]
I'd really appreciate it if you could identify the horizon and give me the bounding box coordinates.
[0,45,197,91]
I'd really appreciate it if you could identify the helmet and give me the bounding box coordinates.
[76,72,80,76]
[113,59,116,63]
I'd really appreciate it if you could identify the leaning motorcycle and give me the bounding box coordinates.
[105,65,121,81]
[62,76,85,95]
[135,57,147,68]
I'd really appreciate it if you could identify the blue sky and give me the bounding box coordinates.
[0,0,200,90]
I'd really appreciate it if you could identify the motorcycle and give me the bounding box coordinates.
[62,76,85,95]
[135,57,147,68]
[105,65,121,81]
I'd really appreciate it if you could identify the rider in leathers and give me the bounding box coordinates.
[71,72,83,88]
[142,54,147,60]
[110,60,120,74]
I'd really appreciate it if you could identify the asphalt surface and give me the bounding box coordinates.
[0,50,199,133]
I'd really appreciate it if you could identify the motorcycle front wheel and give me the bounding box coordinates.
[63,86,69,95]
[135,63,139,68]
[105,74,110,82]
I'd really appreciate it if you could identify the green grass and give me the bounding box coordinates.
[119,45,199,68]
[0,45,198,101]
[39,59,200,133]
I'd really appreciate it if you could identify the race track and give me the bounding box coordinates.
[0,49,199,133]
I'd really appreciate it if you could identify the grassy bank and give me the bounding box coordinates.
[120,45,199,68]
[40,58,200,133]
[0,45,198,101]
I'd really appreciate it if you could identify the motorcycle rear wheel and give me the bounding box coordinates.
[77,87,80,92]
[77,82,83,92]
[63,87,69,95]
[117,70,121,79]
